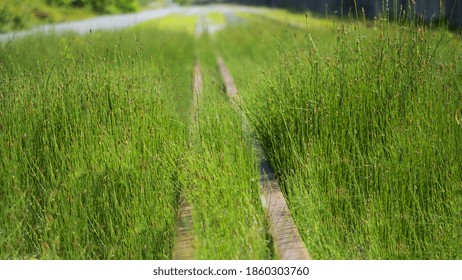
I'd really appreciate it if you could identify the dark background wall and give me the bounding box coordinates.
[221,0,462,27]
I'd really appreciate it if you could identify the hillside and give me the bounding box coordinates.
[0,0,152,33]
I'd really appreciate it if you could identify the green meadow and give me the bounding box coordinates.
[216,11,462,259]
[0,25,195,259]
[1,6,461,260]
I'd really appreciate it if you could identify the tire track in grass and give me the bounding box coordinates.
[216,55,311,260]
[172,18,205,260]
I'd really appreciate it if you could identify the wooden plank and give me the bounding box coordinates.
[172,59,203,260]
[216,57,238,98]
[172,196,195,260]
[217,56,311,260]
[260,157,311,260]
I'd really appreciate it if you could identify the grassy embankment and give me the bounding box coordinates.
[0,0,94,32]
[0,0,163,33]
[215,10,462,259]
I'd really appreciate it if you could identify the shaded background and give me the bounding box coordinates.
[199,0,462,27]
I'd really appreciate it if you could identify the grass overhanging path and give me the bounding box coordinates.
[3,5,460,260]
[216,55,310,260]
[170,13,310,260]
[215,13,462,259]
[171,60,202,260]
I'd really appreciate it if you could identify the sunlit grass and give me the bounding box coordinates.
[0,11,271,260]
[0,27,194,259]
[207,12,226,26]
[2,6,461,260]
[215,12,462,259]
[140,14,198,35]
[176,32,271,260]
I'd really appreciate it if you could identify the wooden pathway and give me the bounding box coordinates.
[171,61,202,260]
[172,14,310,260]
[216,56,311,260]
[171,17,207,259]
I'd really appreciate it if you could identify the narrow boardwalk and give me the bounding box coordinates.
[217,57,238,98]
[173,13,310,260]
[172,19,206,259]
[260,158,311,260]
[171,61,202,260]
[171,196,195,259]
[216,56,311,260]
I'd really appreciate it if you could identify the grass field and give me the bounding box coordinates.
[0,13,270,260]
[0,25,195,259]
[185,32,270,259]
[216,12,462,259]
[1,6,461,260]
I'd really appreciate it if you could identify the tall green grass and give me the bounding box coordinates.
[176,33,271,259]
[0,13,272,260]
[0,27,195,259]
[216,13,462,259]
[2,8,460,260]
